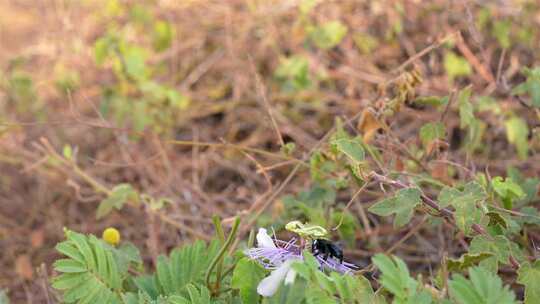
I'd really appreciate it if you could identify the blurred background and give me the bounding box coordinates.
[1,0,539,302]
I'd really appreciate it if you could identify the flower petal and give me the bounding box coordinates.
[256,228,276,249]
[284,268,297,285]
[257,259,293,297]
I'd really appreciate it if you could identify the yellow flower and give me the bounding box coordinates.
[102,227,120,246]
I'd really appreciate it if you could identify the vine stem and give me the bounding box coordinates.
[370,171,519,267]
[205,217,241,296]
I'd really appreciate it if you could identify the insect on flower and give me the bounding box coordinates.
[244,225,359,297]
[285,221,359,272]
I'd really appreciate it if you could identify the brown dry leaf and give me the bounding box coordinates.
[431,161,449,183]
[426,140,438,155]
[15,254,33,280]
[357,108,383,143]
[395,156,405,172]
[30,229,45,249]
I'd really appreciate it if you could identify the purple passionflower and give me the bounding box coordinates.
[244,228,357,297]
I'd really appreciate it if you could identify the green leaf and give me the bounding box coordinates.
[232,258,266,304]
[492,20,511,49]
[368,188,422,228]
[476,96,501,114]
[517,207,540,225]
[448,266,517,304]
[458,87,474,129]
[263,280,307,304]
[152,20,173,52]
[332,137,365,163]
[330,272,377,303]
[353,32,379,54]
[63,145,73,160]
[96,183,138,219]
[53,230,124,304]
[94,36,114,65]
[274,55,312,92]
[412,96,449,107]
[372,254,418,301]
[331,211,358,247]
[512,67,540,108]
[166,89,189,110]
[517,260,540,304]
[447,253,493,272]
[305,287,335,304]
[469,235,525,272]
[444,52,472,81]
[54,259,87,273]
[148,240,221,296]
[491,176,525,209]
[299,0,321,14]
[437,182,486,235]
[505,116,529,160]
[485,211,508,229]
[419,122,445,149]
[181,284,212,304]
[309,21,348,50]
[507,167,539,206]
[122,46,148,80]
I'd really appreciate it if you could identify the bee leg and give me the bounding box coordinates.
[323,252,329,261]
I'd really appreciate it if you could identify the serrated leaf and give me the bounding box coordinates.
[96,183,138,219]
[232,258,266,304]
[330,272,377,303]
[469,235,525,272]
[368,188,422,228]
[517,260,540,304]
[372,254,418,301]
[449,266,517,304]
[505,116,529,160]
[447,253,493,272]
[437,182,486,235]
[512,67,540,108]
[445,52,472,81]
[332,137,365,163]
[492,176,525,209]
[419,122,445,150]
[53,230,124,303]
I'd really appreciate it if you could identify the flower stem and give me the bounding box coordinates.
[205,216,241,296]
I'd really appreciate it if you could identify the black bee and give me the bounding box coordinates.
[311,239,344,263]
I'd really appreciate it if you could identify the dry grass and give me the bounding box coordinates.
[1,1,539,302]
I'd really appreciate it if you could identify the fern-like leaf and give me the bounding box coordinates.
[138,240,221,298]
[52,230,126,303]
